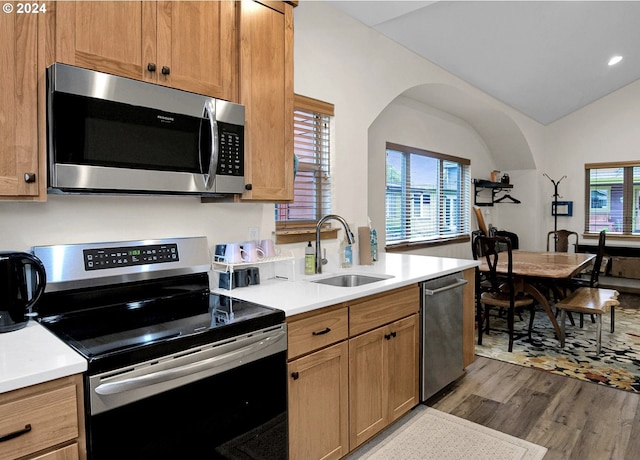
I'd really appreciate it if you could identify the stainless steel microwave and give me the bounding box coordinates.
[46,63,245,196]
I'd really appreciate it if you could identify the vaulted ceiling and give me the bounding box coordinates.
[325,1,640,126]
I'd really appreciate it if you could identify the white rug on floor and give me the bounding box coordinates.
[347,405,547,460]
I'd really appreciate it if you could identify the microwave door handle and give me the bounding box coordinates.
[202,100,218,190]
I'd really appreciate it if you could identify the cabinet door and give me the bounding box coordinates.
[239,1,294,201]
[0,4,40,198]
[387,314,419,422]
[288,342,349,460]
[349,326,387,448]
[55,1,155,81]
[156,1,237,100]
[349,315,419,448]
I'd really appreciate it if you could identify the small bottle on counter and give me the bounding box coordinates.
[304,241,315,275]
[370,227,378,262]
[340,237,353,268]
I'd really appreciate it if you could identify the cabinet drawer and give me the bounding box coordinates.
[288,307,349,359]
[349,285,419,337]
[31,443,79,460]
[0,384,78,460]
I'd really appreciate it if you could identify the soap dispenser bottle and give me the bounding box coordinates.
[305,241,315,275]
[340,237,353,268]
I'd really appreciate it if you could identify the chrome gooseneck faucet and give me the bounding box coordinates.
[315,214,355,274]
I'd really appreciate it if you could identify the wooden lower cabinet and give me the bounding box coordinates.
[31,444,78,460]
[0,374,85,460]
[287,285,421,460]
[288,341,349,460]
[349,314,419,449]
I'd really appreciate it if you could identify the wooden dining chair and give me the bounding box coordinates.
[547,229,579,252]
[473,235,535,352]
[568,230,611,328]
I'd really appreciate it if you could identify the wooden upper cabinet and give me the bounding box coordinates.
[55,1,237,101]
[0,6,41,199]
[239,1,294,201]
[55,1,148,80]
[155,1,237,100]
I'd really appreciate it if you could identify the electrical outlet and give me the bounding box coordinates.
[248,227,260,241]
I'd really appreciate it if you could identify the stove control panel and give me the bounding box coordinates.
[83,243,179,271]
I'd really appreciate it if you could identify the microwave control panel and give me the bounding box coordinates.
[83,244,179,271]
[217,123,243,177]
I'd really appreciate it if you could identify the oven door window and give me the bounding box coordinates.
[51,92,211,174]
[87,352,287,460]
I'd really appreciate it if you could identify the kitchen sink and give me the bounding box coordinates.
[311,274,393,287]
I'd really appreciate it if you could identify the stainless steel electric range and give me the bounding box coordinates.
[32,236,288,460]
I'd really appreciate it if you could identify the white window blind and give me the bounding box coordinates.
[275,95,333,229]
[385,142,470,245]
[585,162,640,235]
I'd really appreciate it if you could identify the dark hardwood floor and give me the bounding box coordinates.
[426,356,640,459]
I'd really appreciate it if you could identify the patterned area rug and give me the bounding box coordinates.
[475,293,640,392]
[346,405,547,460]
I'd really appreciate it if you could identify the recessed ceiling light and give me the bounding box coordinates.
[608,55,623,66]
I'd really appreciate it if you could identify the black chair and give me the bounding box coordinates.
[491,229,519,250]
[573,230,607,289]
[471,229,485,255]
[567,230,610,327]
[473,235,535,352]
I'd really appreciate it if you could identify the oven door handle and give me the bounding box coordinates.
[94,330,285,396]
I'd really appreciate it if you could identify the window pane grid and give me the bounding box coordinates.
[585,162,640,235]
[386,145,470,244]
[586,166,626,233]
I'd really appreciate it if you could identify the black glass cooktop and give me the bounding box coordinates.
[36,273,284,373]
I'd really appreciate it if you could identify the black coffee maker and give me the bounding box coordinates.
[0,252,46,332]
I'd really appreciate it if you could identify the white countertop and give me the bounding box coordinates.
[214,252,478,316]
[0,321,87,395]
[0,252,476,395]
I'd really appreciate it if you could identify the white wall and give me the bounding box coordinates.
[0,194,274,253]
[294,1,544,259]
[535,78,640,249]
[368,96,494,259]
[296,1,640,256]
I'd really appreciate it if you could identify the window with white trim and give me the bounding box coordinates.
[275,95,333,232]
[585,162,640,235]
[385,142,470,246]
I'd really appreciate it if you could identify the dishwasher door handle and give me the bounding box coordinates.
[423,278,468,296]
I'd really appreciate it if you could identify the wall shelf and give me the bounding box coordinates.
[473,179,519,206]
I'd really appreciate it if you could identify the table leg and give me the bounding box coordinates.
[522,280,564,344]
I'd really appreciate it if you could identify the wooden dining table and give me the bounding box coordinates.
[478,250,596,343]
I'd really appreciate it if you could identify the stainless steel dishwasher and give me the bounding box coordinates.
[420,272,468,401]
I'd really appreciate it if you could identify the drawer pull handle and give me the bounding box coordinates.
[0,424,31,443]
[384,332,397,341]
[312,327,331,336]
[291,372,300,380]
